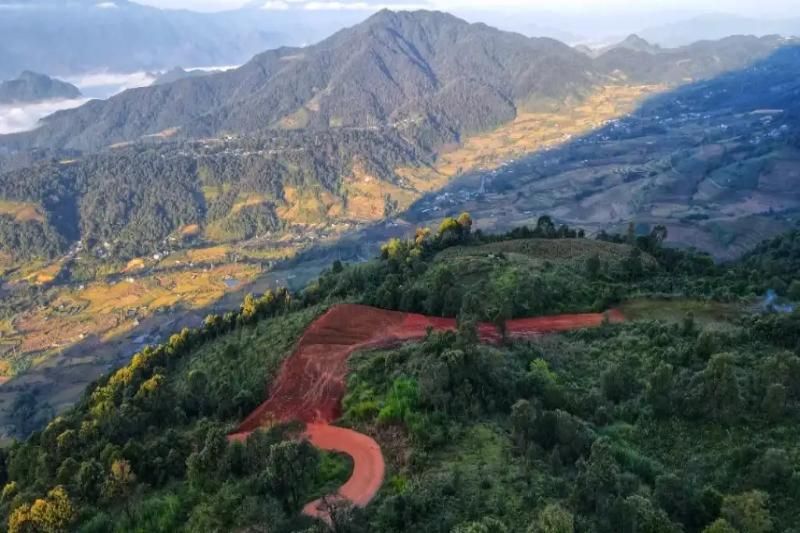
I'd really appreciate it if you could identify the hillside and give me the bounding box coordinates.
[0,72,81,104]
[0,218,799,531]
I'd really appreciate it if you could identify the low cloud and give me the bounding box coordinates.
[0,99,90,135]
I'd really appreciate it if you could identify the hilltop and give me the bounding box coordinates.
[0,217,799,531]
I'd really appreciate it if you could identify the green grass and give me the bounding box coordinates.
[619,298,744,328]
[436,238,657,270]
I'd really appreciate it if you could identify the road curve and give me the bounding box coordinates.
[301,424,385,520]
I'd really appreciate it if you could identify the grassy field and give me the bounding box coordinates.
[437,238,656,270]
[619,298,745,328]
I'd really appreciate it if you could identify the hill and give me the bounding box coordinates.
[0,72,81,104]
[0,218,799,531]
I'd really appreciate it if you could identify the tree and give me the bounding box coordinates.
[511,399,536,452]
[8,486,75,533]
[611,495,680,533]
[452,518,509,533]
[646,363,674,417]
[76,460,104,501]
[788,280,800,301]
[585,253,601,279]
[762,383,786,422]
[702,353,742,423]
[260,440,319,513]
[721,491,772,533]
[702,519,738,533]
[753,448,792,488]
[102,460,136,516]
[240,293,258,322]
[530,503,574,533]
[573,437,620,515]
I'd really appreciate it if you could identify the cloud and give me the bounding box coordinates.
[62,71,157,96]
[95,2,119,8]
[0,99,90,135]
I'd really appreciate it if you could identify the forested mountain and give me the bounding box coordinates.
[2,10,787,154]
[0,72,81,104]
[2,10,598,152]
[2,218,800,531]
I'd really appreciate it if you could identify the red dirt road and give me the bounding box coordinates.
[232,304,622,522]
[301,424,385,520]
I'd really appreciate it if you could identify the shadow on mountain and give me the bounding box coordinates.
[3,44,800,438]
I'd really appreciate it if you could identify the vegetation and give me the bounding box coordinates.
[0,215,799,531]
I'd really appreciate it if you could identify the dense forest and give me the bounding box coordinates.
[0,129,426,260]
[1,215,798,532]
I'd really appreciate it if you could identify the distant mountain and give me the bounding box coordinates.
[594,34,663,56]
[0,0,365,80]
[594,34,786,84]
[640,13,800,47]
[3,10,787,155]
[151,67,213,86]
[0,71,82,104]
[4,10,599,152]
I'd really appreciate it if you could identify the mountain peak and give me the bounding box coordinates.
[0,71,81,104]
[608,34,661,54]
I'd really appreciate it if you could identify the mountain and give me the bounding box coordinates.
[2,11,788,155]
[0,0,364,81]
[640,13,800,47]
[0,11,796,265]
[594,34,663,56]
[594,34,787,84]
[0,71,82,104]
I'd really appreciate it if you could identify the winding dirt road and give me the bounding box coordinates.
[231,304,622,522]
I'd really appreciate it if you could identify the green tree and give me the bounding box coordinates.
[260,440,319,513]
[585,253,601,279]
[75,460,104,501]
[530,503,574,533]
[702,353,742,423]
[573,437,620,515]
[721,491,772,533]
[761,383,786,422]
[646,363,674,417]
[702,519,738,533]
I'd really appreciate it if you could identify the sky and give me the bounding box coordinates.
[135,0,797,18]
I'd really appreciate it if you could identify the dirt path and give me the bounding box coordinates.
[233,304,622,523]
[302,424,385,520]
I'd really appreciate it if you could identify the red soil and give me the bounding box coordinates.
[232,304,622,522]
[301,424,385,519]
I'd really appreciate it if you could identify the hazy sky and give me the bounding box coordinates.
[136,0,797,17]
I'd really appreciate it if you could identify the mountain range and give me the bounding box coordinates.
[0,10,798,265]
[1,12,789,154]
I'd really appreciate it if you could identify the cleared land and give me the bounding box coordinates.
[231,303,623,522]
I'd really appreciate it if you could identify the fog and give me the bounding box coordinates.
[0,98,89,135]
[0,65,239,135]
